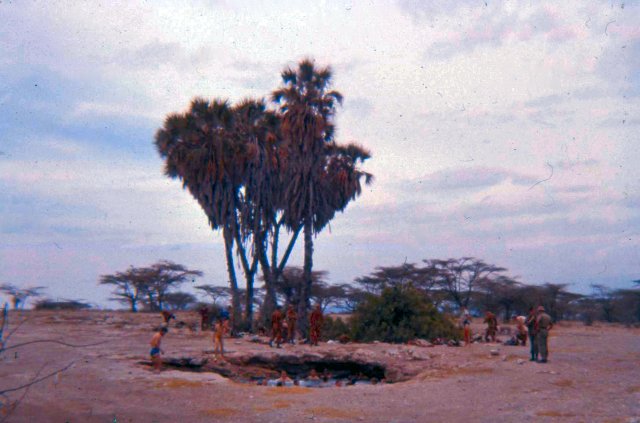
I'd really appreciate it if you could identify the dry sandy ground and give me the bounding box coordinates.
[1,311,639,423]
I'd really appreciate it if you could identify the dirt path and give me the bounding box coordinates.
[1,311,638,422]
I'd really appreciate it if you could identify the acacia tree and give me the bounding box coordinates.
[100,261,201,311]
[195,285,231,306]
[273,58,372,334]
[99,268,147,312]
[164,292,197,310]
[141,261,202,311]
[424,258,506,310]
[0,284,46,310]
[476,276,523,321]
[268,266,328,308]
[354,263,438,296]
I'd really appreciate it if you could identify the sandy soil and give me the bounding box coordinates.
[1,311,639,422]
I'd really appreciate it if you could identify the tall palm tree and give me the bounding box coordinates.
[272,58,372,333]
[231,98,282,326]
[155,98,246,327]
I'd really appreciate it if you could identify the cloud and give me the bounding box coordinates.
[416,4,567,60]
[403,166,537,193]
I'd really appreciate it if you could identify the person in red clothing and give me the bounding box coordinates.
[160,311,175,325]
[199,306,210,331]
[483,311,498,342]
[459,307,472,346]
[269,307,284,348]
[309,304,323,346]
[286,304,298,345]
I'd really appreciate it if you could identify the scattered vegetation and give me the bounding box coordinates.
[0,284,45,310]
[350,286,460,343]
[33,299,92,311]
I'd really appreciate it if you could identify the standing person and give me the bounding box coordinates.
[309,304,324,346]
[212,318,228,359]
[199,306,210,331]
[149,327,168,372]
[269,307,284,348]
[515,316,527,346]
[286,304,298,345]
[220,306,234,337]
[160,311,175,325]
[536,306,554,363]
[460,307,472,346]
[525,307,538,361]
[483,311,498,342]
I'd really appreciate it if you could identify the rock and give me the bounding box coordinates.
[408,339,433,348]
[490,349,500,356]
[517,359,525,365]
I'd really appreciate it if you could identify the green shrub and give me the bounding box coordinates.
[350,286,461,343]
[322,315,350,340]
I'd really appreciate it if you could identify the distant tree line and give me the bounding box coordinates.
[94,255,640,330]
[337,258,640,325]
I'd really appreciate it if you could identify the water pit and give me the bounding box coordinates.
[145,354,388,387]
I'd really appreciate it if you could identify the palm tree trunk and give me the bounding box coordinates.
[298,218,314,338]
[223,227,241,332]
[258,249,277,325]
[244,272,255,331]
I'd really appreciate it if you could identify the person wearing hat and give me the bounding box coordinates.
[525,307,539,361]
[536,306,553,363]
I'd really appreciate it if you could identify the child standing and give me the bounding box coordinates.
[150,327,168,372]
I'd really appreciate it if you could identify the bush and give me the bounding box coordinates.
[34,299,92,311]
[350,286,461,343]
[322,315,350,341]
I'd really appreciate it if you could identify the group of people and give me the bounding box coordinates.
[149,303,325,372]
[258,368,379,388]
[460,305,554,363]
[149,308,230,372]
[269,304,324,348]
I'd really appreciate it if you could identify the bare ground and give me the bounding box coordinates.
[1,311,639,422]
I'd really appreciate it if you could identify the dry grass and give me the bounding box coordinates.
[155,378,206,389]
[604,418,637,423]
[418,366,493,380]
[201,408,239,417]
[553,347,587,353]
[265,386,312,395]
[535,410,576,417]
[551,379,574,388]
[306,407,359,419]
[271,400,290,409]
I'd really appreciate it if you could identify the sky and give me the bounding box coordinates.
[1,0,639,308]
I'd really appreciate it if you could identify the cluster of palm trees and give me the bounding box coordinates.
[155,58,372,332]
